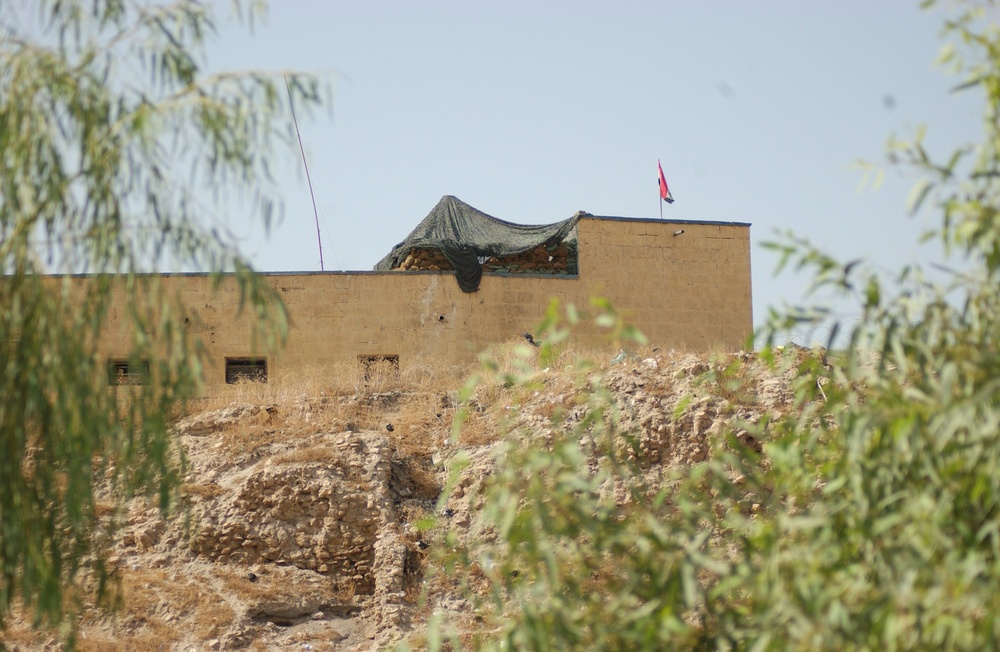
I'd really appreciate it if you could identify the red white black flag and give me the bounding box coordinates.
[658,160,674,204]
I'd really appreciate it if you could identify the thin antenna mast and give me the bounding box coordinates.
[284,75,325,271]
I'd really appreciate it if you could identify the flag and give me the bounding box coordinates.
[658,160,674,204]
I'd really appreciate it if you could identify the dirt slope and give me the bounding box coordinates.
[1,347,807,652]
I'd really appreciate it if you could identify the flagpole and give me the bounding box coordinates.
[657,160,674,215]
[657,159,664,219]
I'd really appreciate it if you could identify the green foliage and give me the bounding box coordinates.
[422,1,1000,649]
[0,0,320,631]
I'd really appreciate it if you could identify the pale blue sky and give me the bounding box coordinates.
[207,1,982,343]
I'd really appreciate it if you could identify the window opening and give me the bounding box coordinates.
[358,354,399,381]
[226,357,268,384]
[107,359,149,385]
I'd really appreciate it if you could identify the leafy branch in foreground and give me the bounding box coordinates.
[0,0,323,633]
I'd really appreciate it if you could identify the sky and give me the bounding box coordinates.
[204,1,983,344]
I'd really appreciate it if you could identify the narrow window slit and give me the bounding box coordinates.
[226,357,268,384]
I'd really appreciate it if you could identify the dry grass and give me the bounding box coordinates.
[191,356,475,414]
[271,446,341,465]
[181,482,226,500]
[0,611,50,651]
[530,389,585,423]
[215,422,283,458]
[162,339,637,462]
[180,357,478,463]
[454,411,504,447]
[208,567,282,605]
[207,565,343,614]
[385,392,451,455]
[76,620,178,652]
[9,566,242,652]
[177,342,627,457]
[93,499,118,519]
[118,568,235,640]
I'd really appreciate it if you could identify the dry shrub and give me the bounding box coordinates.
[336,576,358,602]
[530,389,582,423]
[122,569,234,639]
[189,363,351,415]
[67,567,236,650]
[77,622,177,652]
[181,482,226,500]
[391,459,441,503]
[271,446,340,465]
[190,358,473,442]
[209,566,285,604]
[0,612,48,651]
[207,566,342,612]
[399,357,475,393]
[216,422,283,458]
[482,338,627,384]
[387,392,451,456]
[383,393,452,502]
[454,411,502,447]
[93,499,118,518]
[465,380,512,415]
[186,357,473,422]
[361,358,401,394]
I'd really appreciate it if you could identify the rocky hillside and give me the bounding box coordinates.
[0,344,808,652]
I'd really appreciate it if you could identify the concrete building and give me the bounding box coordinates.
[99,209,752,388]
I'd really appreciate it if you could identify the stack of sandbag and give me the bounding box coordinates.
[392,248,454,271]
[483,242,576,275]
[392,242,578,275]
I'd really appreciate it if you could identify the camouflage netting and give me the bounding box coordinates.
[374,195,583,292]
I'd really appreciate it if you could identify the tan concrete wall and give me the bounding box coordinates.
[97,216,752,387]
[577,218,752,351]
